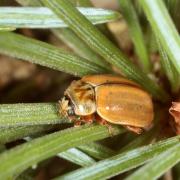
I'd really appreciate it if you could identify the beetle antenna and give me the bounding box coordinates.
[59,97,69,117]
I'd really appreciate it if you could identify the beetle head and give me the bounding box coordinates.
[59,80,96,122]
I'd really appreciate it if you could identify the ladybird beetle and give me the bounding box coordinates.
[59,74,154,134]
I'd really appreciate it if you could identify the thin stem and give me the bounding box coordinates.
[42,0,169,102]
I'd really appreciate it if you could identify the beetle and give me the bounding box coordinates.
[59,74,154,134]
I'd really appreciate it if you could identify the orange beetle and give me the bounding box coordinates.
[59,74,154,134]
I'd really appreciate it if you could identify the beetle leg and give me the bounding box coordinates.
[80,115,94,125]
[73,115,94,127]
[124,125,143,134]
[68,115,78,123]
[95,115,114,136]
[74,120,82,127]
[95,114,107,125]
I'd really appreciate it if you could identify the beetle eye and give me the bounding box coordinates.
[64,96,75,116]
[67,108,75,116]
